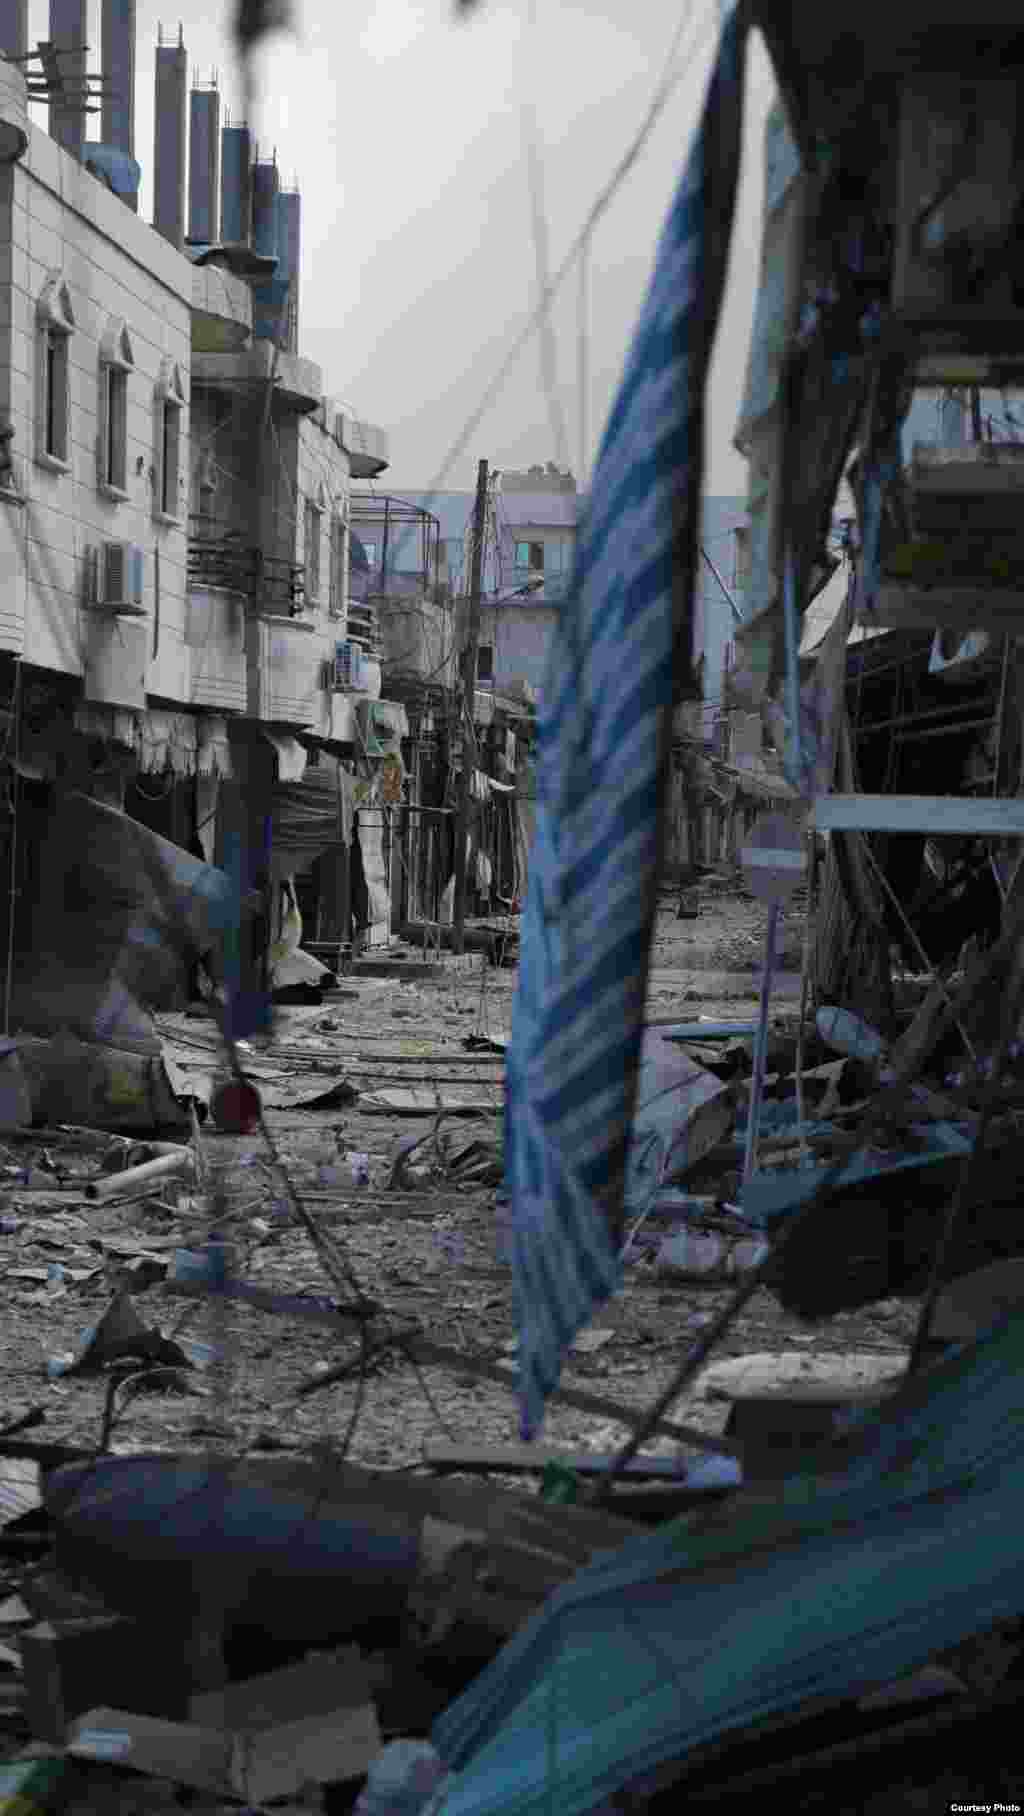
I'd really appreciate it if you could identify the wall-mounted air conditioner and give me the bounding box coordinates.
[95,541,145,615]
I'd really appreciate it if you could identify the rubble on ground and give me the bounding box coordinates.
[0,884,1020,1813]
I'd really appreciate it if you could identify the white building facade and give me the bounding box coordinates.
[0,37,403,984]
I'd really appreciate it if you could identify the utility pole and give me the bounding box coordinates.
[452,457,489,955]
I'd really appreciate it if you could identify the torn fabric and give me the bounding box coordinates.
[137,711,197,777]
[505,5,750,1440]
[269,758,345,875]
[196,716,234,779]
[262,731,308,783]
[73,704,137,750]
[432,1312,1024,1816]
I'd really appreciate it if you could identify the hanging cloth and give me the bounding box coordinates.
[505,3,751,1439]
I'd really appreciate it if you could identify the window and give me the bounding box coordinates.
[153,359,186,522]
[97,317,133,497]
[44,329,69,460]
[329,505,347,617]
[160,399,180,514]
[477,643,494,682]
[514,540,544,572]
[304,494,322,603]
[103,367,127,490]
[35,275,75,470]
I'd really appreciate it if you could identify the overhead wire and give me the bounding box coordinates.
[65,0,721,1473]
[521,0,571,474]
[399,0,715,536]
[577,231,590,487]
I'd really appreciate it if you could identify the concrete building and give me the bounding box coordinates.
[389,471,747,714]
[0,10,403,1021]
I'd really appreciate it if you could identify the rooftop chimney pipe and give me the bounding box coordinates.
[48,0,87,162]
[153,26,187,248]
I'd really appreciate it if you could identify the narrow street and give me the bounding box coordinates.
[0,877,917,1471]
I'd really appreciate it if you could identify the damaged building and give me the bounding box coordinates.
[0,0,423,1092]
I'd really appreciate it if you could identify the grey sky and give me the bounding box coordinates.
[33,2,775,496]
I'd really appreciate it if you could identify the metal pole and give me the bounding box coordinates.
[452,458,489,955]
[700,543,743,623]
[743,901,780,1185]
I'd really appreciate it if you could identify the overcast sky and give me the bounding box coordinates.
[29,1,776,496]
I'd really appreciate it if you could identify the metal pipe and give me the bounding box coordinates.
[855,701,996,738]
[892,715,994,745]
[742,902,780,1186]
[700,543,743,624]
[782,551,803,786]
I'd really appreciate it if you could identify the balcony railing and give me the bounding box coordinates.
[187,513,306,614]
[509,565,570,601]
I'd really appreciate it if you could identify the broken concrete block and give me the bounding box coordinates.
[656,1231,727,1277]
[699,1352,908,1402]
[20,1615,192,1743]
[69,1649,380,1804]
[16,1036,186,1134]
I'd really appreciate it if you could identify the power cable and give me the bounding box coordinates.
[522,0,570,474]
[395,0,714,535]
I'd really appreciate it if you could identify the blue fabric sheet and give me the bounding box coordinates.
[505,4,750,1441]
[430,1308,1024,1816]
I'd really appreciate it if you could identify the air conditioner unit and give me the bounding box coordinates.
[96,541,145,615]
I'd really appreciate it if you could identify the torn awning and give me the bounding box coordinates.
[270,754,346,874]
[262,731,308,783]
[138,711,197,776]
[73,704,137,751]
[196,717,234,779]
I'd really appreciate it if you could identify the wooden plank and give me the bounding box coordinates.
[813,794,1024,836]
[402,1338,743,1460]
[424,1444,694,1480]
[295,1333,741,1458]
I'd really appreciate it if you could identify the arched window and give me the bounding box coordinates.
[303,479,327,606]
[35,274,75,470]
[329,493,348,618]
[154,358,186,522]
[97,316,134,496]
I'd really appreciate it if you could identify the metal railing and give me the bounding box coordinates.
[187,513,306,614]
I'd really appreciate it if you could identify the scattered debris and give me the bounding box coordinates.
[68,1649,380,1804]
[359,1086,500,1116]
[46,1292,203,1380]
[569,1329,614,1356]
[85,1149,194,1203]
[0,1462,41,1530]
[354,1738,447,1816]
[698,1352,908,1402]
[655,1228,771,1279]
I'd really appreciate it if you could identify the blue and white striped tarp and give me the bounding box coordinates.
[505,6,750,1438]
[430,1308,1024,1816]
